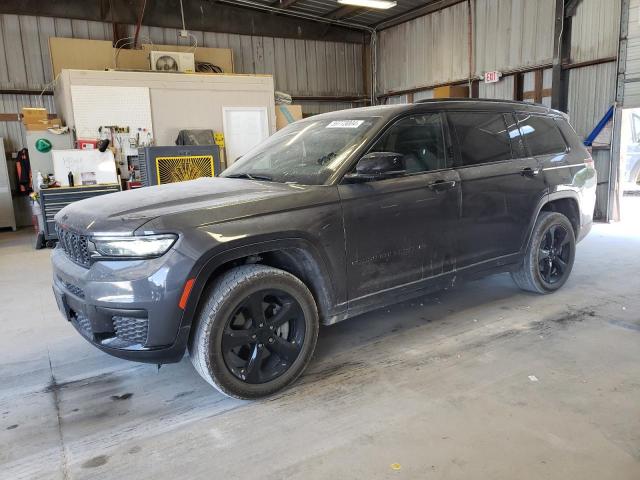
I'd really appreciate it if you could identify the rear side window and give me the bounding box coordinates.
[516,114,568,156]
[555,118,583,150]
[448,112,513,166]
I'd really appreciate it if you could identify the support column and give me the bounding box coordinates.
[551,0,575,112]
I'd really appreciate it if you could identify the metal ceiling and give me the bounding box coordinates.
[227,0,451,29]
[1,0,466,43]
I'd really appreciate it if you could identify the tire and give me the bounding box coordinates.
[188,264,319,399]
[511,211,576,294]
[34,232,45,250]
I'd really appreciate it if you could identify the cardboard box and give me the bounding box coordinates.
[433,85,469,99]
[25,118,61,131]
[116,49,150,71]
[21,108,48,124]
[48,37,234,77]
[49,38,114,78]
[275,105,303,130]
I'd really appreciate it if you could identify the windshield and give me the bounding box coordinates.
[221,116,382,185]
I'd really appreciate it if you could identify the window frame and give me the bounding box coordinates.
[504,112,528,159]
[446,110,517,169]
[340,110,453,183]
[513,112,570,158]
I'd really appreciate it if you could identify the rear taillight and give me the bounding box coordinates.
[584,157,594,168]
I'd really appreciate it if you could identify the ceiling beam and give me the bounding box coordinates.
[374,0,466,30]
[0,0,367,43]
[271,0,303,9]
[325,5,364,20]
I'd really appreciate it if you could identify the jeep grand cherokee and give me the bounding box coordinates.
[52,100,596,399]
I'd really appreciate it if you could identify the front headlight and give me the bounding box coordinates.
[89,234,178,259]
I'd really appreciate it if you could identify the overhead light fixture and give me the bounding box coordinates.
[337,0,397,9]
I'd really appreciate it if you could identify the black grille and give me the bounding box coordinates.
[113,316,149,345]
[56,225,91,267]
[60,278,85,298]
[74,312,92,337]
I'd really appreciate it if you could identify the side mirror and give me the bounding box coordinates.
[346,152,406,182]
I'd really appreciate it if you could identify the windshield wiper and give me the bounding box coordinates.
[225,173,274,182]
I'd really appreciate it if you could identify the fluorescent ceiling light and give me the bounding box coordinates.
[337,0,397,9]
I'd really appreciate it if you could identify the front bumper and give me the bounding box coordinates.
[51,246,195,363]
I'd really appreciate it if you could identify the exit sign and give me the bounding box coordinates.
[484,71,502,83]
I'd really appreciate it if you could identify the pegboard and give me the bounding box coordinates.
[70,85,153,139]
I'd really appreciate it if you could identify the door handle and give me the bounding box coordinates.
[521,167,540,178]
[427,180,456,192]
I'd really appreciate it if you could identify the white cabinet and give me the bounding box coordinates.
[54,70,277,147]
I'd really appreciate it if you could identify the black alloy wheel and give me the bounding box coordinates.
[511,211,576,294]
[222,289,305,384]
[537,224,572,285]
[189,264,319,399]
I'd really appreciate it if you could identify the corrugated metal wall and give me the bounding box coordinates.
[474,0,554,74]
[567,0,620,222]
[478,75,514,100]
[377,0,555,95]
[567,0,620,138]
[568,62,617,138]
[377,0,619,138]
[0,14,365,151]
[570,0,620,63]
[623,0,640,107]
[592,148,612,220]
[377,2,469,94]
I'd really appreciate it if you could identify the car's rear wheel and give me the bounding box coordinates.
[511,211,576,294]
[189,264,319,399]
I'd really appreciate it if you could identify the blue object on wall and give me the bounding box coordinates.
[584,105,614,147]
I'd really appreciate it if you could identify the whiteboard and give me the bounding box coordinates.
[52,149,119,186]
[222,107,269,165]
[71,85,153,139]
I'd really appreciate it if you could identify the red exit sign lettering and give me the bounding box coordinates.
[484,71,501,83]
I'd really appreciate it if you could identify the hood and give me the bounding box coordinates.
[55,177,306,234]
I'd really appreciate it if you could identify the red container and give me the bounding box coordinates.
[76,139,98,150]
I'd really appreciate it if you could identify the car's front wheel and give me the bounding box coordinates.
[511,211,576,294]
[189,264,319,399]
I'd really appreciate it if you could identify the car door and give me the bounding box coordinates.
[338,112,461,305]
[447,110,548,269]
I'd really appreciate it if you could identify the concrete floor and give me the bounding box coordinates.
[1,199,639,480]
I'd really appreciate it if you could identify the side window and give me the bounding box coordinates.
[448,112,513,166]
[516,114,568,156]
[369,113,448,174]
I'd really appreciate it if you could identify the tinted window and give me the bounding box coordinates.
[448,112,513,166]
[555,118,581,150]
[370,113,447,174]
[516,114,567,156]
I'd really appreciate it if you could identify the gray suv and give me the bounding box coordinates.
[52,100,596,399]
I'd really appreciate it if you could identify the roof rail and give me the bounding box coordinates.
[414,98,545,107]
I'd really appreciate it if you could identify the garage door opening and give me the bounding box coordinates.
[619,108,640,224]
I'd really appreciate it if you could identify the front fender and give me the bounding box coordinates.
[178,234,342,331]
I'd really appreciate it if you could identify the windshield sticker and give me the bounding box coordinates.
[326,120,365,129]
